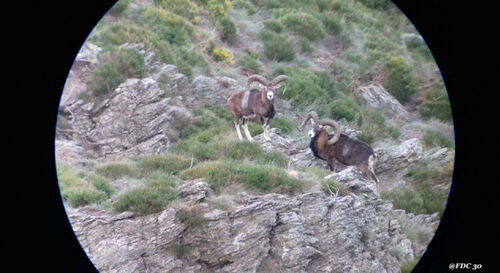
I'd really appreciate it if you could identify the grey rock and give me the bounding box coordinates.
[67,181,437,273]
[354,84,410,121]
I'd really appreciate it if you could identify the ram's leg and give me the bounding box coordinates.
[234,119,243,141]
[242,119,253,141]
[262,117,271,141]
[368,155,379,184]
[323,157,337,179]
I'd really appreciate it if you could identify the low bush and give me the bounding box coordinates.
[270,116,296,135]
[176,204,205,230]
[179,160,302,194]
[260,31,296,62]
[319,13,343,36]
[264,19,284,33]
[112,174,178,215]
[418,83,452,122]
[280,12,325,41]
[357,108,400,144]
[213,47,235,64]
[273,66,334,104]
[382,160,451,217]
[256,151,289,168]
[237,52,261,73]
[153,0,199,22]
[138,7,194,46]
[136,154,194,176]
[400,258,418,273]
[423,130,454,150]
[86,47,146,96]
[95,162,140,180]
[382,55,418,104]
[57,165,109,207]
[109,0,130,16]
[219,17,236,42]
[358,0,390,10]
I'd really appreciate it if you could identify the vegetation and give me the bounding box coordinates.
[260,31,296,62]
[179,160,302,194]
[112,174,178,215]
[381,160,452,217]
[419,83,453,122]
[86,48,146,96]
[61,0,453,223]
[57,165,110,207]
[382,56,418,104]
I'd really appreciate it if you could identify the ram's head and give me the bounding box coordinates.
[247,74,289,101]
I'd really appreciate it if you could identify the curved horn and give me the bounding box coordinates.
[247,75,269,87]
[297,111,319,132]
[320,119,342,145]
[272,75,289,95]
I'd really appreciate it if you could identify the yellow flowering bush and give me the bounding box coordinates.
[213,47,234,64]
[207,0,232,18]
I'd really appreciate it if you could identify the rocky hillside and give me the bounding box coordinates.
[55,0,455,272]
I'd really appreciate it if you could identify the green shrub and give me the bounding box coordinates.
[62,188,108,207]
[381,186,425,214]
[57,165,109,207]
[330,95,362,122]
[138,7,195,46]
[273,66,334,104]
[136,154,193,175]
[405,36,433,60]
[423,130,454,150]
[256,151,289,168]
[153,0,199,22]
[357,108,400,144]
[237,52,261,73]
[91,23,175,65]
[401,258,418,273]
[270,116,296,135]
[358,0,389,10]
[383,56,418,104]
[112,175,177,215]
[176,204,205,229]
[319,13,342,36]
[95,162,140,180]
[418,83,452,122]
[219,17,236,42]
[224,140,264,160]
[280,12,325,41]
[383,160,452,216]
[174,126,227,161]
[297,37,312,54]
[87,173,113,197]
[109,0,130,16]
[180,160,302,194]
[264,19,284,33]
[234,0,257,15]
[86,48,146,96]
[260,31,296,62]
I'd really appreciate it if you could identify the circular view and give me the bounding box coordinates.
[55,0,455,272]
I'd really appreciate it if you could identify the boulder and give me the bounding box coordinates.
[354,84,410,121]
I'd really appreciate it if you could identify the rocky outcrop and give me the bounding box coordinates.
[67,180,438,273]
[354,84,410,121]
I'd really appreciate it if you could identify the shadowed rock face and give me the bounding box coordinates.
[67,180,438,273]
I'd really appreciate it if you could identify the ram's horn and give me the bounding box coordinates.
[320,119,342,145]
[297,111,319,131]
[272,75,289,95]
[247,75,269,87]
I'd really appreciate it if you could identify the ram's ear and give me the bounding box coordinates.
[310,119,315,126]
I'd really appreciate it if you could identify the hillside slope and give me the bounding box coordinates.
[55,0,455,272]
